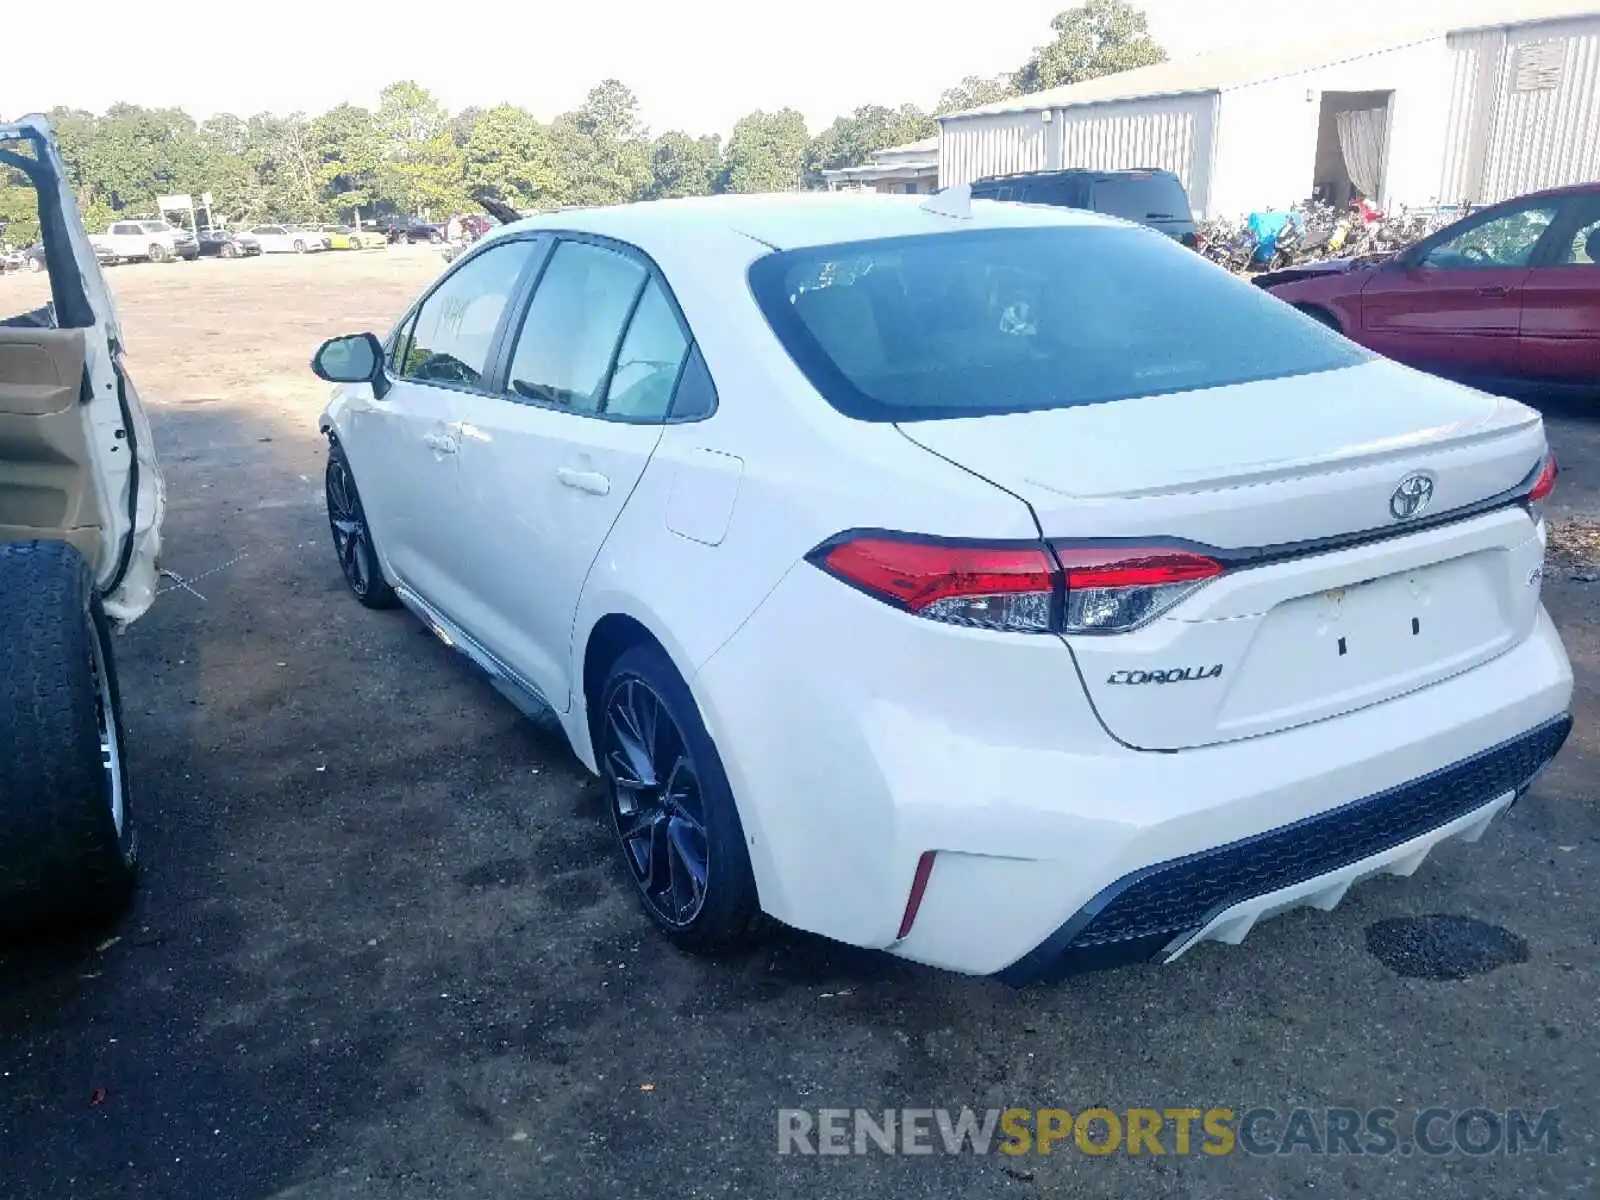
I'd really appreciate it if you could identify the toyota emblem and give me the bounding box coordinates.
[1390,473,1435,520]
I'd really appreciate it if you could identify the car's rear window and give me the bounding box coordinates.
[747,225,1371,422]
[1089,176,1191,222]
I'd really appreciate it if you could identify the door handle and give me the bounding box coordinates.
[1476,285,1512,297]
[557,468,611,496]
[422,431,457,454]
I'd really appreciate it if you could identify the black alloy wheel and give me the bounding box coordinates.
[603,676,711,929]
[324,445,396,609]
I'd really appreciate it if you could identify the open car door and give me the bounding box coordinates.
[0,114,165,623]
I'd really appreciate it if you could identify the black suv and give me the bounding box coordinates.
[970,168,1197,245]
[372,215,444,244]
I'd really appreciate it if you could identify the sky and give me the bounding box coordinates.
[2,0,1532,137]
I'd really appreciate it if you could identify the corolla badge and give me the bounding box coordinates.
[1107,665,1224,685]
[1390,473,1435,521]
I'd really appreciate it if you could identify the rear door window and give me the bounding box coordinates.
[748,225,1370,422]
[503,240,648,414]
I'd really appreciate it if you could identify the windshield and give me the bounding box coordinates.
[747,226,1371,422]
[142,220,172,232]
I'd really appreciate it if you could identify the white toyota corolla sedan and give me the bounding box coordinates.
[312,190,1572,982]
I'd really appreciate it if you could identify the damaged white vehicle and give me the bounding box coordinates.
[0,115,166,926]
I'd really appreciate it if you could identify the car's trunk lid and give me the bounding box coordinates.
[897,360,1550,750]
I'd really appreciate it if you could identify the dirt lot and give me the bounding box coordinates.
[0,250,1596,1199]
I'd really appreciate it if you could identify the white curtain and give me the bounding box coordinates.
[1335,108,1387,199]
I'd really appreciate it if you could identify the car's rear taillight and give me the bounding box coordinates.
[811,535,1057,632]
[1052,545,1224,633]
[809,534,1224,635]
[1525,452,1557,522]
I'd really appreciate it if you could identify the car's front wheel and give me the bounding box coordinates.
[598,643,761,954]
[325,443,397,609]
[349,237,362,250]
[293,239,306,254]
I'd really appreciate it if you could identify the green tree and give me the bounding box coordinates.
[373,81,463,216]
[546,80,653,208]
[805,103,936,176]
[1013,0,1168,94]
[722,108,809,194]
[648,131,722,199]
[936,74,1020,115]
[311,104,381,218]
[462,104,561,209]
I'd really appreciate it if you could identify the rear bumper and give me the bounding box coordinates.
[997,711,1570,984]
[694,558,1574,977]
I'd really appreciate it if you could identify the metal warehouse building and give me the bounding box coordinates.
[937,1,1600,218]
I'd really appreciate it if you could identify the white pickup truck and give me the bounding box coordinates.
[88,218,195,264]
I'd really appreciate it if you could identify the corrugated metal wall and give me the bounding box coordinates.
[939,93,1216,211]
[1054,94,1217,212]
[939,111,1055,187]
[1480,18,1600,202]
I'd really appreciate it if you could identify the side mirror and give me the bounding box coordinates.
[311,332,388,397]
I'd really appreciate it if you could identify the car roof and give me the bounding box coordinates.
[977,168,1183,184]
[1515,181,1600,201]
[495,191,1121,252]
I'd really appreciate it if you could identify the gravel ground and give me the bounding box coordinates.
[0,251,1595,1199]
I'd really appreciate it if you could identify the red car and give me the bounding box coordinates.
[1263,184,1600,396]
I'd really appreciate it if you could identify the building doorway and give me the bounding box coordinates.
[1311,91,1392,209]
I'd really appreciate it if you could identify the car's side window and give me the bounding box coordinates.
[604,278,689,420]
[394,240,538,389]
[1554,205,1600,267]
[1420,204,1559,269]
[503,240,648,414]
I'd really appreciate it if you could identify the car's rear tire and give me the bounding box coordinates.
[597,642,762,955]
[147,244,167,264]
[325,442,398,609]
[0,542,138,932]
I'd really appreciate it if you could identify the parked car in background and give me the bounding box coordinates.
[88,219,187,263]
[970,168,1198,246]
[1264,183,1600,396]
[374,215,444,244]
[243,223,330,253]
[309,192,1569,981]
[198,230,261,258]
[318,224,383,251]
[172,228,199,261]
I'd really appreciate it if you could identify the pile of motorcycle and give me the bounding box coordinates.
[1195,201,1469,276]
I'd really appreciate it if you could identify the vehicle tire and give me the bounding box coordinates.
[349,237,362,250]
[325,442,397,610]
[28,256,43,273]
[293,239,307,254]
[428,231,442,244]
[220,243,236,259]
[0,541,138,931]
[1297,304,1343,334]
[597,642,762,955]
[147,244,167,264]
